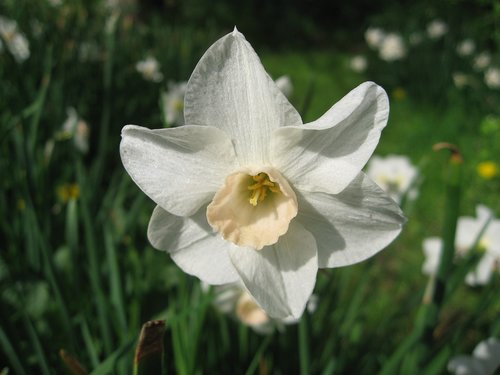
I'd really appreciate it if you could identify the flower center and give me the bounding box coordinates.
[206,167,298,250]
[248,173,281,206]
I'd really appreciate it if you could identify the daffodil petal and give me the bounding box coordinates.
[184,29,302,165]
[297,172,405,268]
[486,222,500,255]
[465,253,496,286]
[147,205,239,284]
[473,338,500,372]
[227,221,318,319]
[447,356,488,375]
[120,125,237,216]
[270,81,389,194]
[456,217,483,251]
[422,237,442,276]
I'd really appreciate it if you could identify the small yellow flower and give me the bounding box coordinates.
[477,161,498,179]
[17,199,26,211]
[392,88,407,100]
[57,183,80,202]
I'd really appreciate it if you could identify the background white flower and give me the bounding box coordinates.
[457,39,476,57]
[121,29,405,319]
[426,19,448,39]
[448,338,500,375]
[136,56,163,82]
[484,67,500,89]
[161,81,188,126]
[366,155,419,204]
[422,237,442,276]
[365,27,386,49]
[47,0,63,6]
[274,75,293,98]
[350,55,368,73]
[453,72,470,89]
[473,52,491,71]
[59,107,90,154]
[422,205,500,285]
[208,282,317,334]
[379,33,406,62]
[0,15,30,63]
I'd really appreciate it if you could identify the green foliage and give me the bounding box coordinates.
[0,1,498,374]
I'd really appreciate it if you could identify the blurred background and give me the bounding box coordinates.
[1,0,499,374]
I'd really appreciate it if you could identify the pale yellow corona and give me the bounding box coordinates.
[206,167,298,249]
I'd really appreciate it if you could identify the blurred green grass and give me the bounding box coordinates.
[1,1,499,374]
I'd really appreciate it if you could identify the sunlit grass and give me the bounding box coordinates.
[1,2,499,374]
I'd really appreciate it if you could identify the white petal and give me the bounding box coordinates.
[120,125,237,216]
[456,217,483,252]
[473,338,500,374]
[465,253,496,286]
[147,205,239,284]
[227,221,318,319]
[422,237,443,276]
[297,172,405,268]
[184,30,302,165]
[270,82,389,194]
[448,356,487,375]
[475,204,493,222]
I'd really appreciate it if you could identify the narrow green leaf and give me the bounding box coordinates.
[244,334,273,375]
[77,161,113,355]
[104,228,127,337]
[89,340,135,375]
[0,326,27,375]
[299,314,310,375]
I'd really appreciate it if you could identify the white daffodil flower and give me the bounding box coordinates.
[365,27,386,49]
[426,19,448,40]
[422,237,442,276]
[457,205,500,286]
[208,281,318,334]
[379,33,406,62]
[59,107,90,154]
[136,56,163,82]
[161,81,188,126]
[274,75,293,99]
[366,155,419,204]
[349,55,368,73]
[474,52,491,72]
[453,72,470,89]
[457,39,476,57]
[422,205,500,285]
[448,337,500,375]
[120,29,405,319]
[485,67,500,89]
[0,15,30,63]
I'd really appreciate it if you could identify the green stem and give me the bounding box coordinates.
[423,147,462,343]
[299,313,310,375]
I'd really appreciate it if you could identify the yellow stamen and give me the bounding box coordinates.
[248,173,281,206]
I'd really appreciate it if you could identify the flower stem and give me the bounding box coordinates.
[299,313,310,375]
[423,145,462,341]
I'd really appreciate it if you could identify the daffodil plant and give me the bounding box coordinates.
[120,29,405,319]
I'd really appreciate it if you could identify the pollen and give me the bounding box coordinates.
[248,173,281,206]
